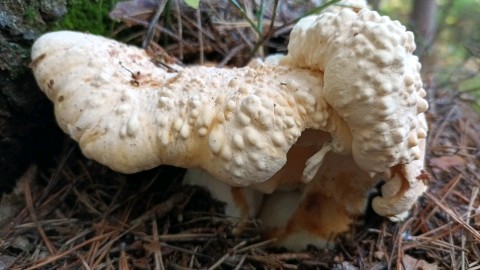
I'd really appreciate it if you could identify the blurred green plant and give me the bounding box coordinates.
[183,0,199,9]
[381,0,480,110]
[53,0,120,35]
[434,0,480,110]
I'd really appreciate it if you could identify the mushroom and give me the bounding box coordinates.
[31,8,428,250]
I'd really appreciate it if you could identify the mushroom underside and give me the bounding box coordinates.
[184,127,427,250]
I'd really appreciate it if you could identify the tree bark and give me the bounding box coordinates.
[410,0,438,113]
[368,0,381,11]
[0,0,67,191]
[410,0,437,68]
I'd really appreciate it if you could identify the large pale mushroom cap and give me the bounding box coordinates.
[30,31,325,186]
[282,8,428,174]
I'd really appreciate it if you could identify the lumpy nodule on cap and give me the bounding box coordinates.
[282,9,428,173]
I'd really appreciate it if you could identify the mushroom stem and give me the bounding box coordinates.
[302,141,332,183]
[31,31,332,187]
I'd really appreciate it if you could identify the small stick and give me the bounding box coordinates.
[143,0,168,49]
[426,192,480,241]
[23,165,58,255]
[208,241,246,270]
[174,0,183,60]
[196,7,204,64]
[119,247,130,270]
[25,231,115,270]
[233,254,247,270]
[130,192,186,226]
[462,187,479,270]
[235,238,276,253]
[152,219,166,270]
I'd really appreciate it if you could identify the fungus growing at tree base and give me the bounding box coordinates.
[31,8,428,250]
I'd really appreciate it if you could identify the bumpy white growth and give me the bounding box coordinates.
[282,9,428,174]
[32,31,331,187]
[32,8,429,250]
[372,114,428,220]
[182,9,429,248]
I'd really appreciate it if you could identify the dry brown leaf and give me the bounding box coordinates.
[429,155,466,171]
[109,0,156,24]
[402,254,438,270]
[374,250,385,260]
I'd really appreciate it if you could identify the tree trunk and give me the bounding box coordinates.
[410,0,437,112]
[0,0,67,192]
[368,0,381,11]
[410,0,437,70]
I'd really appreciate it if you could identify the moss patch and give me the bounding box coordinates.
[53,0,119,35]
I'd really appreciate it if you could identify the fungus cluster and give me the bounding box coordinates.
[31,8,428,250]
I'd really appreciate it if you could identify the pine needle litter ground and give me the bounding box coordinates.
[1,1,479,269]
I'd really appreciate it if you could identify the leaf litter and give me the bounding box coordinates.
[1,0,480,269]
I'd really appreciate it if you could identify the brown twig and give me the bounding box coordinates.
[23,165,58,256]
[152,219,166,270]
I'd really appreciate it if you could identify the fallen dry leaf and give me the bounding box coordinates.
[402,254,438,270]
[374,250,385,260]
[109,0,156,24]
[429,155,466,171]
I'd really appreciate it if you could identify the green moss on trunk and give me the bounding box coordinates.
[53,0,120,35]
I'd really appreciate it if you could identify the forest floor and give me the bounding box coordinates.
[1,1,479,269]
[0,87,478,270]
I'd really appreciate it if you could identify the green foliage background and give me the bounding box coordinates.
[381,0,480,110]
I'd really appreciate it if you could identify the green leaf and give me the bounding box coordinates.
[184,0,199,9]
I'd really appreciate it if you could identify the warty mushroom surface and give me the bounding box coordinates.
[31,8,428,250]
